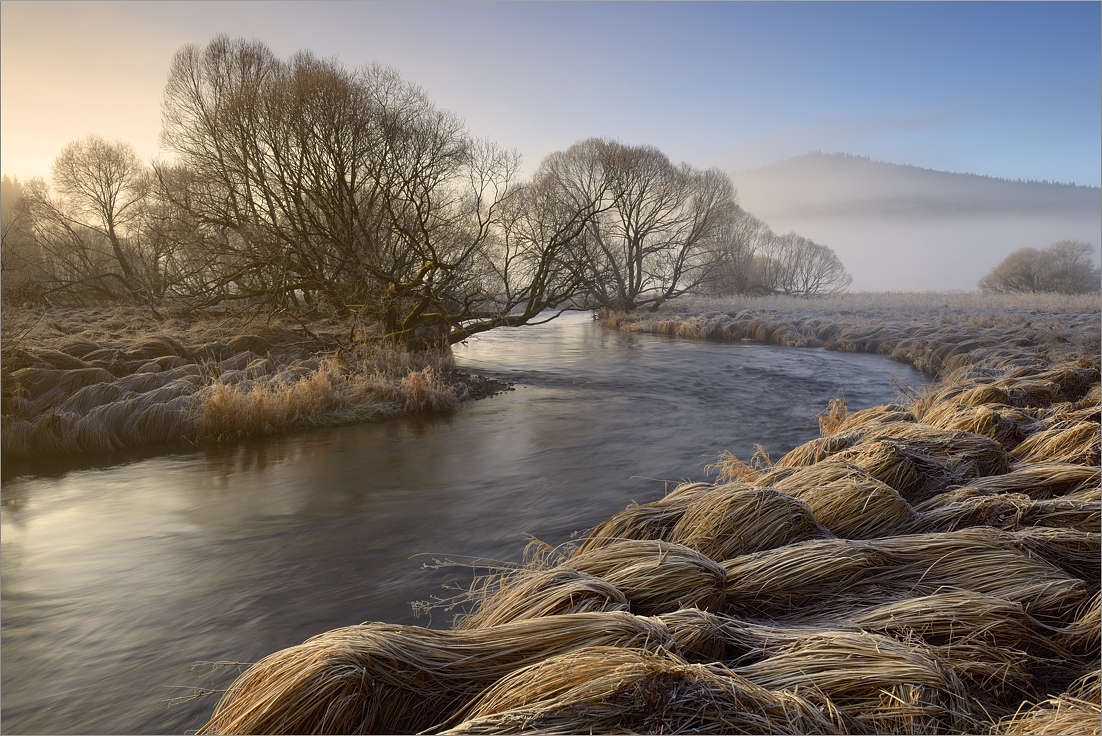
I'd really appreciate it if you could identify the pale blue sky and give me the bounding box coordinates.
[3,1,1100,185]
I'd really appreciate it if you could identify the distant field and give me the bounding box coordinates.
[606,291,1101,377]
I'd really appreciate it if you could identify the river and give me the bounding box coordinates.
[0,312,926,734]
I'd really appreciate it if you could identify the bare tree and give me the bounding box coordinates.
[12,137,174,304]
[979,240,1100,294]
[51,136,149,294]
[159,36,602,344]
[701,206,772,296]
[771,232,852,296]
[1,176,44,303]
[545,138,739,312]
[706,215,852,297]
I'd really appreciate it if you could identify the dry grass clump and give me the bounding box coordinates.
[197,360,343,441]
[864,422,1014,479]
[828,438,926,499]
[1008,527,1100,585]
[199,612,678,735]
[721,529,1088,623]
[1012,420,1101,466]
[722,538,891,617]
[1055,592,1101,656]
[572,482,713,555]
[841,591,1035,649]
[869,529,1089,620]
[441,647,846,735]
[735,630,981,734]
[667,483,826,561]
[812,422,1013,504]
[946,462,1100,500]
[567,540,727,616]
[819,401,917,437]
[919,402,1033,451]
[773,431,863,469]
[996,670,1102,735]
[909,488,1100,534]
[456,567,628,630]
[770,461,916,539]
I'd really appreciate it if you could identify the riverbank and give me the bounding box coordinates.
[198,292,1100,735]
[1,305,508,461]
[604,291,1100,377]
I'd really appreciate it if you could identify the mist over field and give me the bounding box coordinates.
[733,153,1102,291]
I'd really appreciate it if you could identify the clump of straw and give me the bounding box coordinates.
[572,482,713,554]
[568,540,727,615]
[771,461,916,539]
[996,669,1101,735]
[199,612,677,735]
[723,538,891,617]
[457,567,628,629]
[441,647,847,735]
[197,362,343,441]
[870,529,1089,620]
[735,630,982,734]
[1012,420,1100,466]
[826,402,917,436]
[941,462,1099,500]
[774,431,862,469]
[910,488,1100,534]
[668,483,826,561]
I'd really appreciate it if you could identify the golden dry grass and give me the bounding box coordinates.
[667,483,826,560]
[199,612,679,735]
[440,646,847,735]
[567,540,727,616]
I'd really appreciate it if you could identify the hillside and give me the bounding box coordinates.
[731,153,1101,291]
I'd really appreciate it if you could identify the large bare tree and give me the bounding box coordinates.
[544,138,739,312]
[159,36,603,344]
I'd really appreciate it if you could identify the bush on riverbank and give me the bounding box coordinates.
[198,294,1100,735]
[1,305,469,459]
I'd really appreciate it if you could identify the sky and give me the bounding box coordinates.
[2,1,1100,188]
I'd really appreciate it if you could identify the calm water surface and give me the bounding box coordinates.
[1,313,926,734]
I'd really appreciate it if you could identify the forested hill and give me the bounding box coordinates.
[734,152,1101,222]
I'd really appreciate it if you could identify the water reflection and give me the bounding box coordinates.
[1,313,925,734]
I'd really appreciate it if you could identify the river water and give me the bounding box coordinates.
[1,312,926,734]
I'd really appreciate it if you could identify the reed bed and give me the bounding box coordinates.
[196,294,1098,735]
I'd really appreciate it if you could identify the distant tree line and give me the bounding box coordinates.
[2,36,853,344]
